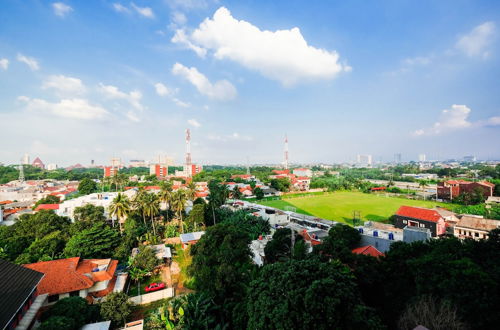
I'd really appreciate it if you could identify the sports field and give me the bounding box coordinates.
[257,191,452,224]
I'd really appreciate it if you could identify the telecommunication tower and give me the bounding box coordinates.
[284,134,289,170]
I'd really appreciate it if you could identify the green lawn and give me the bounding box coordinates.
[258,191,453,224]
[128,273,162,297]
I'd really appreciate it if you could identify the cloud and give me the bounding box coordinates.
[188,119,201,127]
[456,21,496,58]
[207,132,253,142]
[17,53,39,71]
[171,30,207,57]
[166,0,211,10]
[131,3,154,18]
[99,83,144,110]
[52,2,73,17]
[112,3,131,13]
[0,58,8,70]
[414,104,500,136]
[155,82,191,108]
[173,7,350,86]
[42,75,86,96]
[403,56,432,66]
[172,11,187,26]
[20,97,109,120]
[172,62,237,101]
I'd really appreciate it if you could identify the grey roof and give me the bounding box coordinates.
[0,259,44,330]
[180,231,205,243]
[81,321,111,330]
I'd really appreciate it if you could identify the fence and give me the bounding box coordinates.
[129,287,175,305]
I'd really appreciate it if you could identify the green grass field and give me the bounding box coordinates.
[257,191,452,224]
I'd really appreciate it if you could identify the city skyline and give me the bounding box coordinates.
[1,0,499,165]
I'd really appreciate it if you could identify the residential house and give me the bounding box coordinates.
[437,180,494,200]
[394,206,447,237]
[0,259,45,330]
[352,245,384,257]
[180,231,205,249]
[23,257,119,305]
[131,244,172,264]
[454,215,500,240]
[486,196,500,209]
[292,168,312,177]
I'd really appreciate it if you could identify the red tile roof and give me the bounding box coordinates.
[0,200,13,205]
[396,206,442,222]
[35,204,60,211]
[24,257,94,295]
[352,245,384,257]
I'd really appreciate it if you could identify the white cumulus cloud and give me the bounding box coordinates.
[112,3,130,13]
[131,3,154,18]
[155,82,191,108]
[52,2,73,17]
[172,62,237,101]
[0,58,8,70]
[172,7,350,86]
[42,75,86,96]
[99,83,144,111]
[172,30,207,57]
[17,53,39,71]
[414,104,500,136]
[188,119,201,127]
[456,21,496,58]
[20,97,109,120]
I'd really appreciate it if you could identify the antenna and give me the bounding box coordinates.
[185,128,192,166]
[246,156,250,175]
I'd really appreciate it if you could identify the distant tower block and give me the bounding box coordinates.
[284,134,289,170]
[18,164,25,182]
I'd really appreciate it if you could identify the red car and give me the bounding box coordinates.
[145,282,165,292]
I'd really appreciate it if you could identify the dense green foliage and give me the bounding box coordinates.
[78,178,98,195]
[40,297,100,329]
[63,222,121,258]
[215,209,270,240]
[129,245,160,272]
[33,195,60,209]
[263,228,306,263]
[100,292,133,327]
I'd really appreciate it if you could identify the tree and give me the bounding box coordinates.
[190,223,252,306]
[41,297,99,329]
[254,187,264,200]
[100,292,133,327]
[398,295,466,330]
[232,186,242,200]
[171,190,188,233]
[270,177,291,192]
[142,192,160,236]
[158,182,173,221]
[78,178,98,195]
[15,210,71,242]
[16,230,66,263]
[187,203,205,231]
[247,258,383,330]
[186,182,197,201]
[63,222,120,258]
[130,245,160,272]
[109,193,131,229]
[264,228,304,263]
[38,316,75,330]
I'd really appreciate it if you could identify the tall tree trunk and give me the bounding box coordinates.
[151,214,156,236]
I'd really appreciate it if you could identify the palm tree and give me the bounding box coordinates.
[172,190,188,234]
[419,180,428,199]
[142,192,160,236]
[109,192,131,229]
[132,187,147,227]
[232,186,242,200]
[158,182,173,222]
[186,182,196,201]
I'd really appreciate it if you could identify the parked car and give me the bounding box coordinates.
[145,282,165,292]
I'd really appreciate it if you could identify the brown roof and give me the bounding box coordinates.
[456,216,500,232]
[24,257,93,295]
[23,257,118,296]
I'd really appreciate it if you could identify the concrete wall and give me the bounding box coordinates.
[129,288,174,305]
[359,235,395,253]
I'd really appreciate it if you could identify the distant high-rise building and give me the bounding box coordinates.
[110,157,122,168]
[130,159,148,168]
[356,154,372,166]
[283,134,289,170]
[418,154,426,162]
[22,153,30,165]
[47,163,58,171]
[394,153,402,163]
[104,166,118,177]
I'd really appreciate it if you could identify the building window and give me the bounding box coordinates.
[403,220,407,224]
[69,290,79,297]
[474,232,479,237]
[48,294,59,303]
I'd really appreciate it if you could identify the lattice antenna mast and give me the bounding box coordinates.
[185,128,192,166]
[284,134,289,170]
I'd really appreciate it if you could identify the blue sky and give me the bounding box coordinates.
[0,0,499,166]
